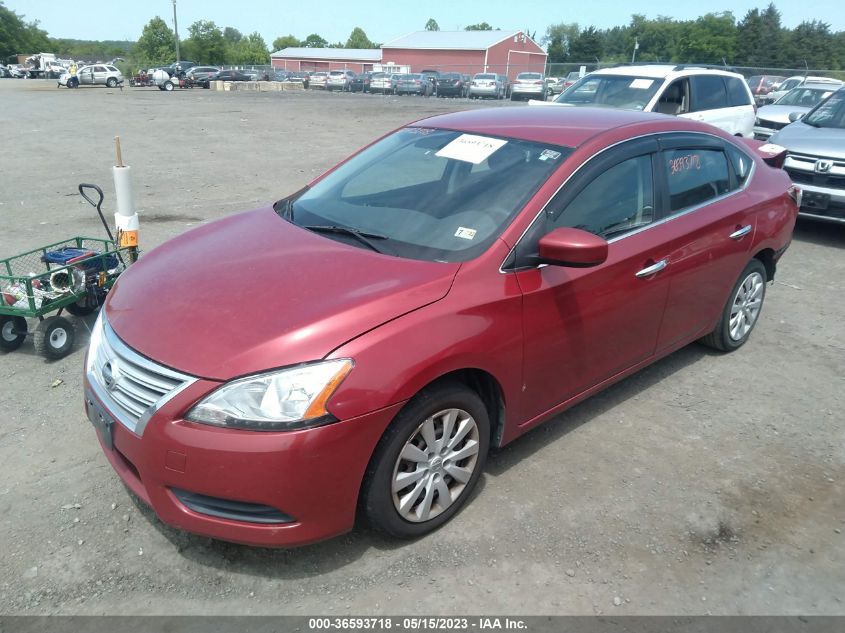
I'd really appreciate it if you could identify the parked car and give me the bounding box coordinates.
[185,66,221,87]
[209,69,254,83]
[562,70,583,90]
[510,72,547,100]
[419,69,441,94]
[350,72,373,92]
[370,72,398,94]
[753,84,840,140]
[286,71,311,89]
[327,70,356,92]
[546,64,756,138]
[309,71,329,89]
[85,106,796,547]
[746,74,786,105]
[166,61,197,78]
[58,64,123,88]
[763,76,843,105]
[7,64,26,78]
[469,73,504,99]
[770,88,845,224]
[547,77,567,96]
[395,73,432,96]
[498,74,511,98]
[435,72,469,97]
[0,65,12,78]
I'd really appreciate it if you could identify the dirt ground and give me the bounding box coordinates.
[0,79,843,616]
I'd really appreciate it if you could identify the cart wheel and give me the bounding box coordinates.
[164,81,174,92]
[33,316,75,360]
[0,316,27,352]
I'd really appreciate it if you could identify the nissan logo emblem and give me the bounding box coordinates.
[814,159,833,173]
[102,360,119,391]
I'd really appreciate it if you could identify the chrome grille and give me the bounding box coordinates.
[86,316,197,435]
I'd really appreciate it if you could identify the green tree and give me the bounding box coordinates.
[272,34,299,51]
[544,22,580,61]
[345,27,375,48]
[425,18,439,31]
[231,31,268,64]
[569,26,603,62]
[223,27,242,44]
[134,16,174,66]
[788,20,836,68]
[736,9,765,65]
[675,12,737,63]
[465,22,494,31]
[0,2,50,60]
[182,20,226,64]
[301,33,328,48]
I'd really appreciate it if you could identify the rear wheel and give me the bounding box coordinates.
[361,382,490,539]
[164,80,174,92]
[106,77,117,88]
[700,259,767,352]
[0,316,27,352]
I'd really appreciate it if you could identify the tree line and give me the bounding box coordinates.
[3,1,845,71]
[546,4,845,69]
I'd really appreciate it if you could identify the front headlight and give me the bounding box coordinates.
[186,359,353,431]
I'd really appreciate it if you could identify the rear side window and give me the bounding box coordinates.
[692,76,729,111]
[726,78,752,106]
[665,149,731,212]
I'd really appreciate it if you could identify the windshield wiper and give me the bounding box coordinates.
[303,225,389,253]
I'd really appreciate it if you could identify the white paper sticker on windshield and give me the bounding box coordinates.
[436,134,508,164]
[454,227,477,240]
[629,78,654,90]
[539,149,562,162]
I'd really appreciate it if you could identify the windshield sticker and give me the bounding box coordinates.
[629,78,654,90]
[436,134,508,164]
[668,153,701,174]
[454,227,477,240]
[539,149,562,162]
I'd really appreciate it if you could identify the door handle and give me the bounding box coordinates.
[635,259,668,278]
[729,225,753,240]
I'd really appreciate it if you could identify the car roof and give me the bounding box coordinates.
[590,64,744,81]
[411,106,715,148]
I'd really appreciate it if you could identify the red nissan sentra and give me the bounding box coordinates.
[84,107,797,547]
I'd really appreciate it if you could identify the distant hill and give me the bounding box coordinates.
[50,38,135,60]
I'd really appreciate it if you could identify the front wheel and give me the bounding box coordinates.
[0,316,27,352]
[33,316,75,359]
[699,259,767,352]
[361,382,490,539]
[106,77,117,88]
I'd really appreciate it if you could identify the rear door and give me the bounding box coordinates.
[684,75,754,137]
[92,65,109,84]
[651,134,757,351]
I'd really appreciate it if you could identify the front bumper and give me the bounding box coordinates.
[783,154,845,224]
[84,375,403,547]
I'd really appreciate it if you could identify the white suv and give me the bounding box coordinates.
[535,64,756,137]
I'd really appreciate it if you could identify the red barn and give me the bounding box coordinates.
[271,30,547,80]
[270,48,381,73]
[381,30,546,80]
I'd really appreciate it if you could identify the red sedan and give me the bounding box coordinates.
[84,107,797,546]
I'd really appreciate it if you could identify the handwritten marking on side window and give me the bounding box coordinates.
[669,154,702,175]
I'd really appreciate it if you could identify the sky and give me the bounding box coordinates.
[5,0,844,48]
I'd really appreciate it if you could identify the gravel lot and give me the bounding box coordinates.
[0,79,843,616]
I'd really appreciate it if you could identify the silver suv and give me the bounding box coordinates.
[59,64,123,88]
[770,88,845,224]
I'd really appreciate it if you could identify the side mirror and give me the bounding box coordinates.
[537,227,608,267]
[788,111,804,122]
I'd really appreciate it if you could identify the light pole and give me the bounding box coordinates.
[172,0,180,62]
[631,37,639,64]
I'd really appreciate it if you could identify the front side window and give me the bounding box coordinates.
[549,154,654,239]
[665,149,730,212]
[555,74,662,111]
[286,128,572,262]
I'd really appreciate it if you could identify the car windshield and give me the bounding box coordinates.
[773,87,834,107]
[284,128,572,262]
[554,74,662,110]
[802,90,845,128]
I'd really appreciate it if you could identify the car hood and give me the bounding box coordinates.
[106,207,460,380]
[770,121,845,159]
[757,104,811,124]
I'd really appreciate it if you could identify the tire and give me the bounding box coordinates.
[65,293,100,317]
[106,77,117,88]
[0,316,27,352]
[699,259,767,352]
[33,316,75,360]
[68,78,78,89]
[164,81,174,92]
[361,381,490,539]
